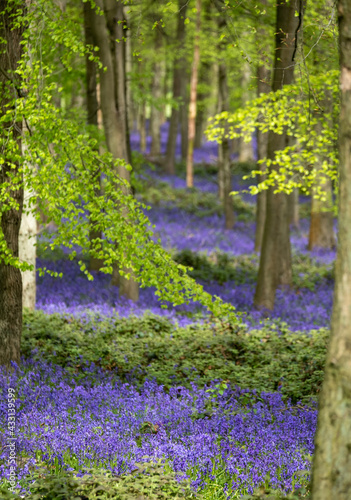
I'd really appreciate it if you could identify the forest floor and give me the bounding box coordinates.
[0,128,332,499]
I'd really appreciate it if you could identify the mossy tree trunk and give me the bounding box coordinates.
[310,2,351,495]
[254,0,303,310]
[0,0,25,369]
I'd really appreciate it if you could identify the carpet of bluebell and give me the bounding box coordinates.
[0,124,331,498]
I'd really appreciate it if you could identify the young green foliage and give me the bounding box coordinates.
[205,70,339,200]
[0,0,239,322]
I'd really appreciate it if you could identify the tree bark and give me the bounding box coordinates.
[138,100,147,153]
[217,15,234,229]
[84,1,104,272]
[180,70,189,162]
[194,60,211,149]
[0,0,24,369]
[310,1,351,496]
[89,0,138,301]
[150,27,163,157]
[194,0,212,150]
[254,0,302,310]
[239,61,254,163]
[186,0,201,189]
[165,0,188,175]
[308,99,336,250]
[19,121,36,311]
[254,59,270,252]
[124,7,133,132]
[288,187,300,229]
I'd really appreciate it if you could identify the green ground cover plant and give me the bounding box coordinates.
[22,310,327,404]
[173,250,333,291]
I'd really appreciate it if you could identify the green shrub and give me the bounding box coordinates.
[22,310,328,404]
[173,250,258,285]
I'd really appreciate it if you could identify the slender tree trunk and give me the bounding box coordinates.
[84,1,104,272]
[165,0,188,175]
[288,187,300,229]
[0,0,24,369]
[254,0,303,310]
[150,28,163,157]
[180,73,189,162]
[310,2,351,496]
[89,0,138,301]
[139,100,147,153]
[124,7,133,132]
[254,61,270,252]
[217,16,234,229]
[194,60,211,149]
[308,179,335,250]
[186,0,201,188]
[239,61,254,163]
[19,121,36,311]
[194,0,212,150]
[308,98,336,250]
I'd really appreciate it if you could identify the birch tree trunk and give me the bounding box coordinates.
[19,122,36,311]
[310,1,351,496]
[186,0,201,189]
[254,0,303,310]
[0,0,24,369]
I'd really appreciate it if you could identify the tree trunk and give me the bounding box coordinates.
[19,121,36,311]
[180,73,189,162]
[89,0,138,302]
[194,0,212,150]
[124,7,133,132]
[217,16,234,229]
[165,0,188,175]
[84,1,104,272]
[288,187,300,229]
[194,60,211,149]
[139,100,147,153]
[254,58,270,252]
[310,2,351,496]
[254,0,302,310]
[308,99,336,250]
[186,0,201,188]
[150,28,163,157]
[0,0,24,369]
[239,61,254,163]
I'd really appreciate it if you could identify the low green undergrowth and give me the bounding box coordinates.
[137,180,255,221]
[0,460,200,499]
[22,310,327,404]
[173,249,333,291]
